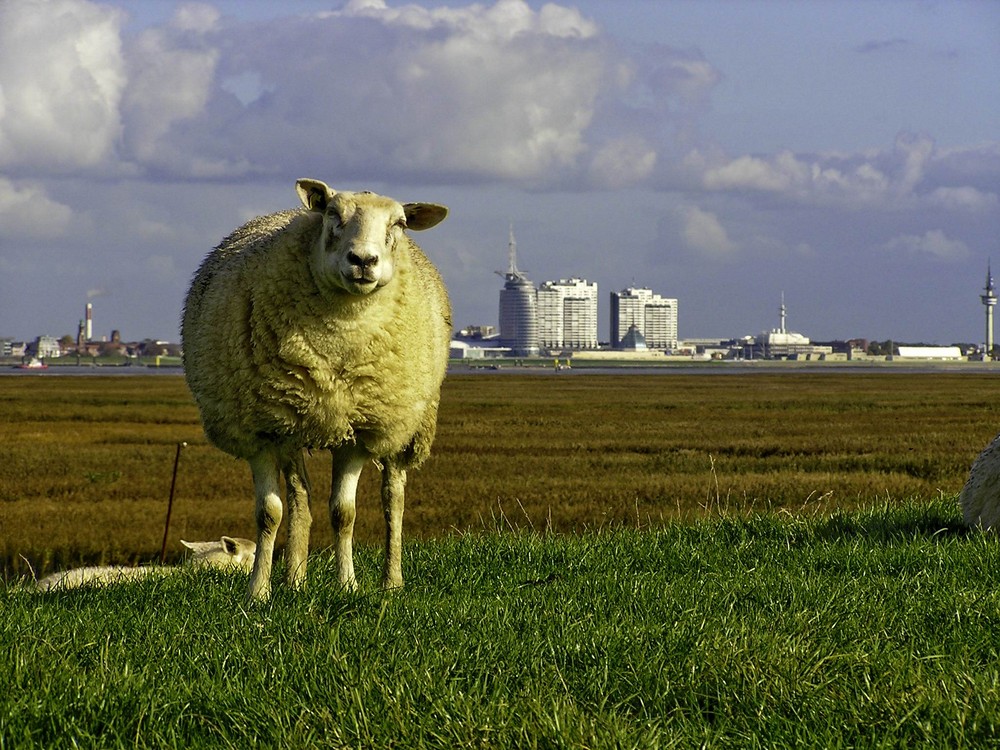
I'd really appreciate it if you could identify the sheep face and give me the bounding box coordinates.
[296,178,447,296]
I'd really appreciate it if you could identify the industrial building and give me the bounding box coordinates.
[746,295,831,359]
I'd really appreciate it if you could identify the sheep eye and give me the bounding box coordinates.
[327,209,344,230]
[386,219,405,243]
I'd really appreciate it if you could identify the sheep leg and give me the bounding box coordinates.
[248,451,283,601]
[381,457,407,590]
[283,451,312,590]
[330,446,367,591]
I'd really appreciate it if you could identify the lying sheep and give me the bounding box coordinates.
[34,536,256,591]
[182,179,451,600]
[959,433,1000,531]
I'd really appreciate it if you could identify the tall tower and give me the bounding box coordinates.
[779,291,787,334]
[497,226,538,357]
[85,302,93,341]
[982,262,997,359]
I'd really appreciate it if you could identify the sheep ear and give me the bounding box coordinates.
[403,203,448,231]
[180,539,199,552]
[221,536,239,555]
[295,179,334,212]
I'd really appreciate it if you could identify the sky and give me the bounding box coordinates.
[0,0,998,345]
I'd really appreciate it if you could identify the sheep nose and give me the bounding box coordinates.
[347,251,378,269]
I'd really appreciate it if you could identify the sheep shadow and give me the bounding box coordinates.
[808,505,971,546]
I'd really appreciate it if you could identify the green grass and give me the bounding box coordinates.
[4,496,999,749]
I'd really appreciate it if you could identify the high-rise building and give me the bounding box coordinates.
[537,277,598,350]
[497,227,539,356]
[610,287,678,350]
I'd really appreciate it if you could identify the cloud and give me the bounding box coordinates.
[186,0,616,183]
[882,229,970,261]
[0,0,720,187]
[682,205,736,258]
[855,38,909,54]
[927,186,999,212]
[699,133,1000,214]
[121,5,221,168]
[0,178,75,239]
[0,0,126,173]
[587,137,658,188]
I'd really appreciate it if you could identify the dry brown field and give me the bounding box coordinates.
[2,370,998,578]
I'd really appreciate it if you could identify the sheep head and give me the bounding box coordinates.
[296,178,448,296]
[181,536,256,572]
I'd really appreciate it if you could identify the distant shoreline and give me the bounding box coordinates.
[4,359,999,377]
[450,358,1000,375]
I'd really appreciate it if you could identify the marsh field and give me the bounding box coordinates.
[1,370,998,578]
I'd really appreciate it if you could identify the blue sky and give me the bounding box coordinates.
[1,0,997,344]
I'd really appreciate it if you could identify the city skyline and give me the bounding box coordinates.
[0,1,997,345]
[6,258,1000,352]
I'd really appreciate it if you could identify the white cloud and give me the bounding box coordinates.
[0,0,126,172]
[699,133,1000,215]
[121,7,220,166]
[682,205,736,258]
[0,178,75,239]
[171,3,220,33]
[893,131,934,197]
[927,186,999,212]
[882,229,970,261]
[32,0,705,186]
[184,0,611,183]
[701,149,898,207]
[703,152,803,193]
[587,137,657,188]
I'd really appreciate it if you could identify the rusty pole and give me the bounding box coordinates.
[160,441,187,564]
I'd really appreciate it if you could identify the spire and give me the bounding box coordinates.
[507,224,518,276]
[495,223,528,282]
[982,260,997,303]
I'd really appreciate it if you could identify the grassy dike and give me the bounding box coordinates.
[3,497,999,749]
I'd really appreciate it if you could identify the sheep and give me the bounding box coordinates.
[34,536,256,591]
[181,179,451,601]
[959,432,1000,531]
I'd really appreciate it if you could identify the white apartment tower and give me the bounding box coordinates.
[610,287,678,350]
[537,278,599,350]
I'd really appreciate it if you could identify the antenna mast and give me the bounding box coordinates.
[496,224,527,280]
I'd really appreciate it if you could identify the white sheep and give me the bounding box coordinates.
[182,179,451,600]
[34,536,256,591]
[959,432,1000,531]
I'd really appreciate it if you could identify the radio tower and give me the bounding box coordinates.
[982,261,997,359]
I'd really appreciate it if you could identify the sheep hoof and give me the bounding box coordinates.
[248,579,272,602]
